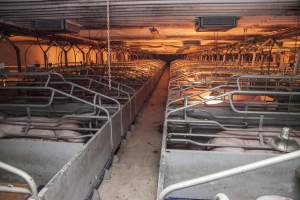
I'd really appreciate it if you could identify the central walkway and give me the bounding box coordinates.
[98,68,169,200]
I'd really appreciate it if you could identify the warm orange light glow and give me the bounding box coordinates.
[202,95,223,105]
[189,92,223,105]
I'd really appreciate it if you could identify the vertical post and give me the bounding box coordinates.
[38,43,53,69]
[237,52,241,65]
[260,53,265,67]
[222,54,226,63]
[76,45,85,65]
[252,52,256,66]
[293,49,300,75]
[44,45,53,68]
[100,49,104,64]
[95,50,99,65]
[64,50,68,67]
[43,52,48,68]
[279,52,285,69]
[272,52,277,65]
[122,51,126,62]
[241,54,244,65]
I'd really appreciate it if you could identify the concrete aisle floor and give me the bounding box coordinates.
[98,68,169,200]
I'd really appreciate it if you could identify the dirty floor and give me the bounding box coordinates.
[98,68,169,200]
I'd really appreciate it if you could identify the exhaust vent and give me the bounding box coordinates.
[195,16,237,32]
[32,19,80,33]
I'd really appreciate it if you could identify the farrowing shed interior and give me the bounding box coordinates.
[0,1,300,200]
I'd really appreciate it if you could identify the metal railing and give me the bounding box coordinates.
[158,150,300,200]
[0,161,39,200]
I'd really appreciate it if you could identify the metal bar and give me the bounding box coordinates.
[167,90,300,117]
[158,150,300,200]
[168,138,272,150]
[0,186,31,194]
[0,161,39,200]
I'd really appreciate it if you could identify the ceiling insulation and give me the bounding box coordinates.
[0,1,300,54]
[0,0,299,28]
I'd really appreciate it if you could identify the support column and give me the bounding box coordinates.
[40,44,52,69]
[260,53,265,67]
[293,49,300,75]
[64,50,68,67]
[222,54,226,63]
[252,52,256,66]
[95,50,99,65]
[241,54,244,65]
[279,52,285,69]
[100,49,104,64]
[237,53,241,64]
[76,45,85,65]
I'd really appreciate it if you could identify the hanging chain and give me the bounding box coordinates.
[107,0,112,89]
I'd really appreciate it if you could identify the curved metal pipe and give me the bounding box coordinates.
[158,150,300,200]
[0,161,39,200]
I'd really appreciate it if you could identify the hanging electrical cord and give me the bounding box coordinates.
[107,0,112,89]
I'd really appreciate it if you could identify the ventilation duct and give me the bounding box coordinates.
[32,19,81,33]
[195,16,237,32]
